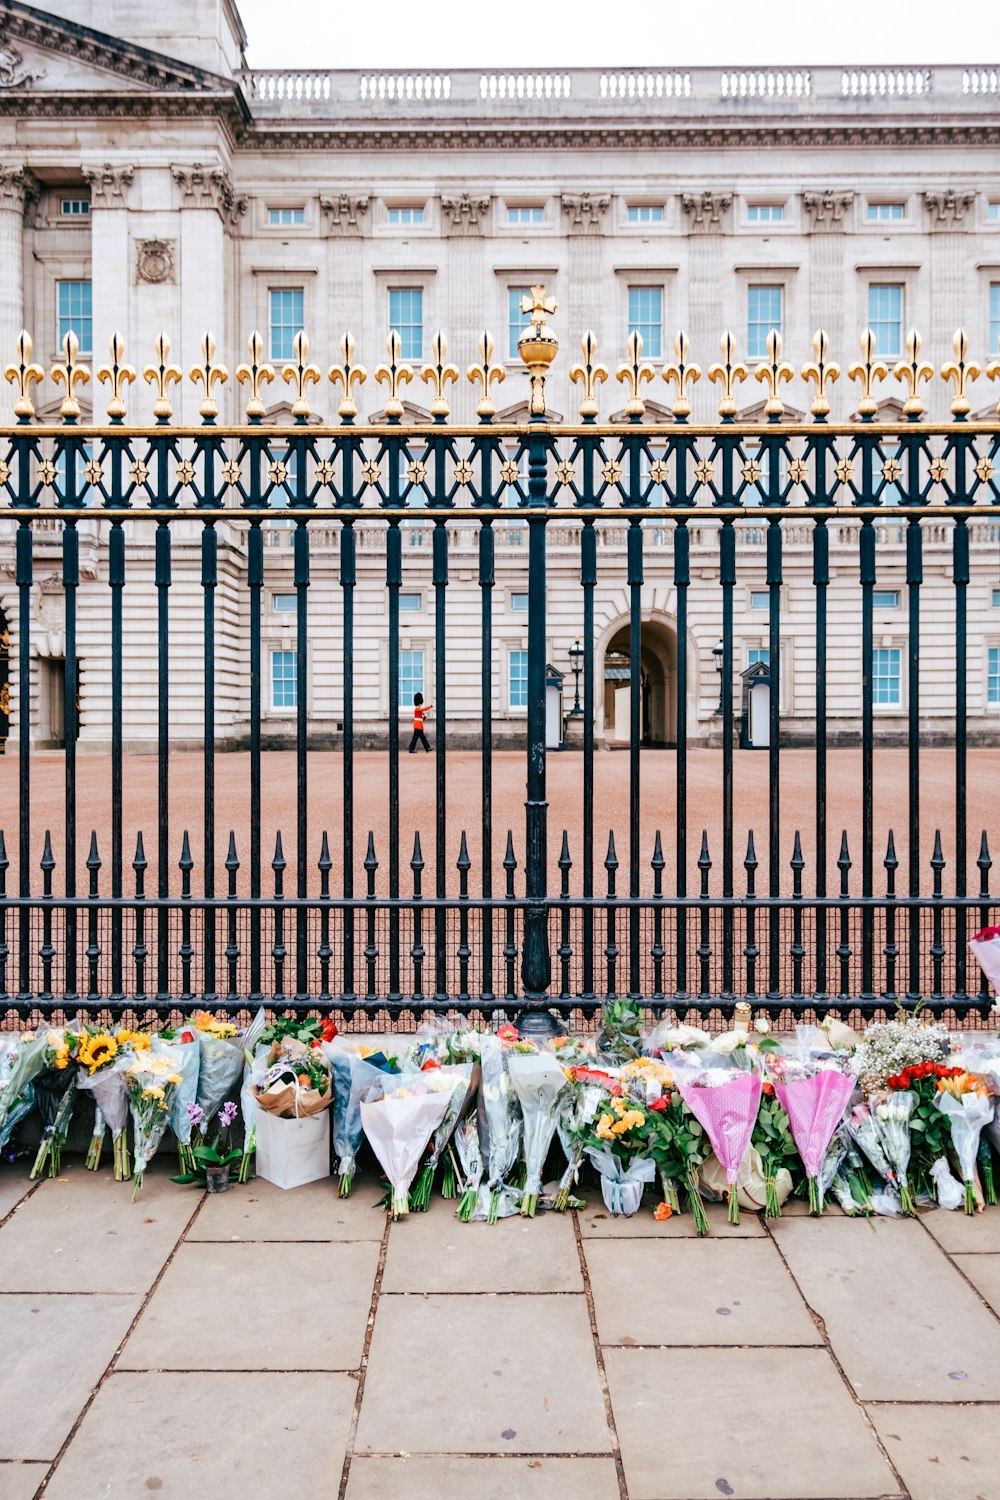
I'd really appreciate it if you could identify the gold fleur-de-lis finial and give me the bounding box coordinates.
[50,330,91,420]
[987,334,1000,414]
[847,329,888,419]
[236,330,275,421]
[96,331,136,422]
[420,331,459,421]
[4,330,44,420]
[143,332,183,422]
[517,285,558,418]
[466,331,505,421]
[616,330,655,420]
[189,333,229,421]
[707,330,749,419]
[569,331,609,421]
[280,329,321,420]
[940,328,981,419]
[661,330,701,421]
[801,329,841,420]
[893,328,934,418]
[375,329,414,422]
[328,332,367,424]
[754,329,794,418]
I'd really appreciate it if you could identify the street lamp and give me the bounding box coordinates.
[568,637,583,715]
[712,637,725,715]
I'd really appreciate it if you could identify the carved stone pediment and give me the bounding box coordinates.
[802,190,854,230]
[560,192,610,232]
[0,39,44,90]
[682,191,733,233]
[440,192,491,234]
[320,193,369,234]
[171,163,247,228]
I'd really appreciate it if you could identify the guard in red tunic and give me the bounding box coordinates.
[408,692,432,753]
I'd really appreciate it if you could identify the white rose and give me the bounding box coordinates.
[712,1030,744,1055]
[753,1016,771,1035]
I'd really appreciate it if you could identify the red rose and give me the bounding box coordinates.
[320,1018,338,1043]
[309,1038,321,1049]
[180,1030,194,1043]
[649,1097,668,1112]
[762,1080,775,1097]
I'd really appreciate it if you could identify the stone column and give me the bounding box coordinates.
[801,192,854,403]
[0,166,37,418]
[171,163,246,422]
[560,192,610,415]
[923,190,976,418]
[82,163,134,383]
[682,192,732,422]
[440,192,492,422]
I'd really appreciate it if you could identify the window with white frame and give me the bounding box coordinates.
[868,202,905,222]
[507,287,531,359]
[627,286,663,359]
[268,287,304,361]
[992,588,1000,609]
[627,204,664,223]
[510,592,529,611]
[399,648,425,705]
[872,647,901,706]
[509,649,529,708]
[271,649,297,710]
[747,284,782,359]
[990,283,1000,354]
[389,287,423,360]
[747,203,785,222]
[747,647,770,669]
[873,589,900,609]
[267,207,305,226]
[868,284,903,357]
[387,206,425,225]
[399,592,423,612]
[989,647,1000,705]
[272,594,296,613]
[507,205,544,224]
[988,202,1000,221]
[57,280,92,355]
[750,590,769,610]
[60,198,90,218]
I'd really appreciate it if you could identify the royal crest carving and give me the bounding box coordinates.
[802,190,854,230]
[682,191,733,232]
[319,193,369,233]
[0,39,44,90]
[924,189,975,227]
[81,162,134,205]
[560,192,610,231]
[440,191,491,233]
[171,163,248,228]
[136,239,176,285]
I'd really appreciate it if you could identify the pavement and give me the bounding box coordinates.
[1,1163,999,1500]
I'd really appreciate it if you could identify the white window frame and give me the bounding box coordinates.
[56,278,93,357]
[507,285,532,360]
[268,286,305,362]
[746,203,786,223]
[398,647,426,712]
[388,285,424,361]
[990,282,1000,356]
[867,283,904,360]
[387,204,426,226]
[867,201,906,223]
[508,647,529,711]
[872,646,903,710]
[59,197,90,218]
[988,645,1000,707]
[270,648,298,713]
[509,591,529,612]
[626,204,665,224]
[749,589,769,611]
[746,284,783,361]
[399,592,423,613]
[873,589,900,610]
[266,206,305,227]
[506,205,545,225]
[627,285,664,360]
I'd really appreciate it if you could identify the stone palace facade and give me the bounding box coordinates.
[0,0,999,750]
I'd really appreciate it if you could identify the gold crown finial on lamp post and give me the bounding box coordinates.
[517,285,558,419]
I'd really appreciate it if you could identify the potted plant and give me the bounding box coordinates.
[171,1101,241,1192]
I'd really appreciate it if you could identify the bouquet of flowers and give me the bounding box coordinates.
[454,1111,485,1220]
[409,1062,476,1210]
[644,1086,711,1232]
[0,1032,48,1157]
[970,924,1000,994]
[935,1071,995,1213]
[669,1053,762,1224]
[472,1032,524,1221]
[555,1065,620,1212]
[327,1044,401,1196]
[171,1101,242,1188]
[30,1028,80,1178]
[152,1032,201,1174]
[873,1092,917,1215]
[771,1059,855,1215]
[251,1039,333,1118]
[751,1076,800,1218]
[885,1059,964,1203]
[238,1039,270,1184]
[853,1012,950,1097]
[191,1007,265,1135]
[585,1095,655,1216]
[507,1049,570,1216]
[596,997,644,1063]
[77,1029,147,1178]
[124,1053,184,1198]
[360,1072,455,1219]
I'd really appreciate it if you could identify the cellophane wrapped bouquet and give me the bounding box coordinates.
[124,1052,184,1198]
[470,1029,523,1222]
[935,1069,995,1213]
[667,1050,762,1224]
[969,924,1000,995]
[151,1031,200,1174]
[767,1048,855,1215]
[251,1038,333,1119]
[583,1086,655,1218]
[187,1008,266,1171]
[327,1040,410,1197]
[555,1064,621,1212]
[29,1028,80,1179]
[852,1013,952,1212]
[360,1070,455,1219]
[506,1046,570,1217]
[409,1061,476,1210]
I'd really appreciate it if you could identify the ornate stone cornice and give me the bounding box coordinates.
[924,188,975,227]
[171,162,247,227]
[560,191,610,232]
[81,161,134,205]
[0,162,37,214]
[319,192,369,234]
[802,189,854,230]
[682,190,732,232]
[440,191,491,233]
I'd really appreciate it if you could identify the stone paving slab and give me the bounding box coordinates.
[952,1252,1000,1316]
[42,1371,356,1500]
[920,1207,1000,1253]
[0,1463,49,1500]
[605,1346,900,1500]
[345,1455,622,1500]
[587,1237,822,1347]
[119,1239,378,1371]
[772,1217,1000,1401]
[188,1177,387,1241]
[867,1402,1000,1500]
[0,1170,32,1223]
[0,1294,140,1460]
[355,1293,612,1455]
[0,1168,197,1294]
[577,1195,764,1238]
[381,1208,582,1293]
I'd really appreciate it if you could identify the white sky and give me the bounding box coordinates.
[237,0,998,70]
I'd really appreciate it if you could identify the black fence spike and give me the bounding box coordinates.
[744,830,758,869]
[457,830,471,871]
[318,831,331,873]
[837,831,851,869]
[931,829,945,870]
[86,831,101,870]
[790,830,804,871]
[651,829,664,870]
[225,830,239,871]
[884,830,898,870]
[411,831,424,869]
[697,830,711,869]
[558,830,571,870]
[978,830,991,871]
[503,830,516,869]
[605,831,618,868]
[272,831,285,870]
[0,830,7,870]
[40,830,55,874]
[364,831,378,871]
[179,830,193,872]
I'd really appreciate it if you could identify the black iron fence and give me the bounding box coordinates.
[1,310,999,1023]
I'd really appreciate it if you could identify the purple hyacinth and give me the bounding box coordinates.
[218,1101,238,1128]
[187,1102,205,1127]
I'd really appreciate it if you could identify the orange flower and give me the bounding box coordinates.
[653,1202,673,1221]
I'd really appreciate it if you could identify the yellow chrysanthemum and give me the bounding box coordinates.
[53,1047,70,1070]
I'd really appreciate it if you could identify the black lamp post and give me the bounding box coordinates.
[712,637,725,715]
[568,636,583,714]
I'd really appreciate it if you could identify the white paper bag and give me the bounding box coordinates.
[254,1108,330,1190]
